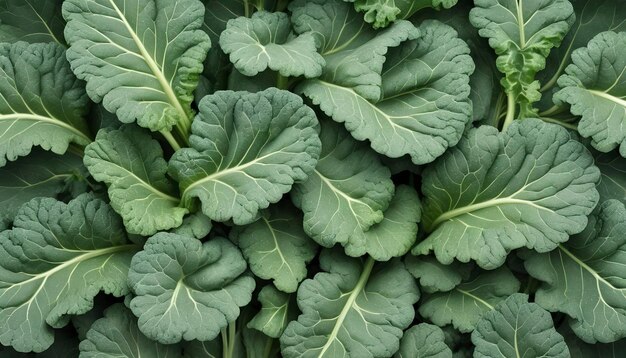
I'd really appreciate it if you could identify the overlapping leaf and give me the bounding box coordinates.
[394,324,452,358]
[248,285,297,338]
[0,0,65,44]
[347,0,458,29]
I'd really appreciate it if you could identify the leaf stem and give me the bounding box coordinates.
[160,130,182,151]
[538,104,565,118]
[502,93,516,131]
[244,0,251,17]
[276,73,289,90]
[539,117,578,131]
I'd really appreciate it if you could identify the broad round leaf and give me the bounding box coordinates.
[394,323,452,358]
[248,285,298,338]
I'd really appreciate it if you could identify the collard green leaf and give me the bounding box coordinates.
[0,41,90,167]
[471,293,570,358]
[169,88,321,225]
[0,0,65,44]
[470,0,575,117]
[394,324,452,358]
[248,285,297,338]
[415,119,600,269]
[348,0,458,29]
[63,0,210,132]
[561,325,626,358]
[128,233,255,344]
[594,150,626,205]
[172,213,212,240]
[405,255,469,294]
[219,11,324,78]
[0,194,139,353]
[554,31,626,156]
[419,267,520,333]
[202,0,245,45]
[523,200,626,343]
[280,249,419,358]
[230,201,317,293]
[79,304,181,358]
[183,339,221,358]
[84,125,187,236]
[297,18,473,165]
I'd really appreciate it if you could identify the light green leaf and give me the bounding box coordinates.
[128,233,255,344]
[280,249,419,358]
[471,293,570,358]
[348,0,458,29]
[169,88,321,225]
[0,0,65,44]
[172,213,212,240]
[523,200,626,343]
[297,19,473,165]
[219,11,324,78]
[405,255,469,294]
[79,304,182,358]
[0,194,139,353]
[470,0,575,117]
[555,31,626,156]
[248,285,297,338]
[230,201,317,293]
[0,41,90,167]
[84,125,187,236]
[290,119,394,249]
[0,149,84,225]
[419,267,520,333]
[414,119,600,269]
[593,149,626,205]
[63,0,210,132]
[394,324,452,358]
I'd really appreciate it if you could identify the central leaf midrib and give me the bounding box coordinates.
[0,113,91,142]
[589,90,626,108]
[104,161,180,203]
[558,244,624,292]
[456,288,494,310]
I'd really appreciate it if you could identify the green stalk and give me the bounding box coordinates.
[276,73,289,90]
[501,93,516,131]
[540,117,578,131]
[160,130,182,151]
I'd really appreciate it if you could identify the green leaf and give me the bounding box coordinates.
[419,267,520,333]
[593,149,626,205]
[248,285,297,338]
[0,194,139,353]
[219,11,324,78]
[348,0,458,29]
[84,125,187,236]
[0,42,90,167]
[394,324,452,358]
[561,325,626,358]
[183,339,221,358]
[405,255,469,294]
[297,18,473,165]
[79,304,182,358]
[128,233,256,344]
[470,0,575,117]
[63,0,210,132]
[471,293,570,358]
[169,88,321,225]
[230,201,317,293]
[172,213,212,240]
[0,0,65,44]
[280,249,419,358]
[523,200,626,343]
[202,0,245,45]
[555,31,626,156]
[0,149,84,225]
[414,119,600,269]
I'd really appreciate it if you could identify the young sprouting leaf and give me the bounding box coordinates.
[405,255,469,294]
[230,201,317,293]
[248,285,298,338]
[0,41,91,167]
[554,31,626,157]
[470,0,575,118]
[418,267,520,333]
[172,213,212,240]
[394,324,452,358]
[414,119,600,269]
[220,11,324,78]
[593,150,626,205]
[297,17,473,165]
[80,304,181,358]
[0,0,65,44]
[128,233,255,344]
[0,194,139,353]
[169,88,321,225]
[523,200,626,343]
[290,119,394,249]
[280,249,419,358]
[347,0,458,29]
[0,149,84,225]
[62,0,210,133]
[471,293,570,358]
[84,125,187,236]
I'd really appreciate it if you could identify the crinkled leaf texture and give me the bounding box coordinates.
[394,323,452,358]
[219,11,324,78]
[0,0,66,44]
[230,200,317,293]
[280,249,419,358]
[169,88,321,225]
[63,0,210,132]
[470,0,575,117]
[79,303,181,358]
[415,119,600,269]
[0,41,90,167]
[348,0,458,29]
[523,200,626,343]
[472,293,570,358]
[0,194,139,353]
[128,233,255,344]
[405,255,469,294]
[84,125,187,236]
[555,31,626,157]
[248,285,298,339]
